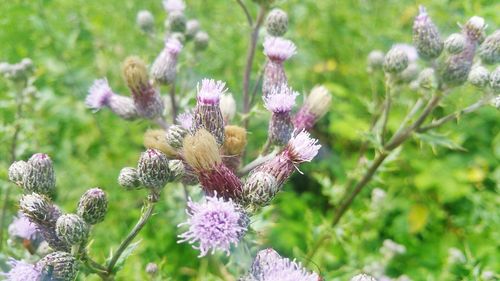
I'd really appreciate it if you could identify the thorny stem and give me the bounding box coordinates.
[242,5,266,129]
[106,193,157,275]
[0,78,27,251]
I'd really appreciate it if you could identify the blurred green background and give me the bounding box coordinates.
[0,0,499,280]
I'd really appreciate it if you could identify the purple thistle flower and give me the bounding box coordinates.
[285,130,321,163]
[8,213,41,243]
[264,85,299,145]
[151,38,183,85]
[177,111,194,130]
[294,85,332,131]
[392,43,418,62]
[194,79,226,144]
[263,84,298,113]
[250,248,321,281]
[178,194,248,257]
[165,38,183,55]
[163,0,185,13]
[412,6,443,60]
[263,37,297,63]
[196,78,226,105]
[87,79,138,120]
[1,259,42,281]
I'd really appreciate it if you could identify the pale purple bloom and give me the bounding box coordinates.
[178,194,248,257]
[165,38,183,56]
[263,85,299,113]
[1,259,42,281]
[163,0,185,13]
[8,213,40,241]
[263,37,297,62]
[176,112,193,130]
[286,130,321,163]
[86,78,114,110]
[196,78,227,105]
[393,43,418,62]
[250,248,320,281]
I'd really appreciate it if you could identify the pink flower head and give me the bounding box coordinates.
[285,130,321,163]
[415,5,429,23]
[163,0,185,13]
[263,84,299,113]
[263,37,297,62]
[86,78,114,110]
[196,78,227,105]
[178,194,248,257]
[165,38,183,56]
[2,259,42,281]
[177,111,193,130]
[8,213,40,241]
[393,43,418,62]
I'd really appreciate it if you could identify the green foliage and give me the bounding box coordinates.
[1,0,499,280]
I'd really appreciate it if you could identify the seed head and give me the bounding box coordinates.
[137,149,171,189]
[38,251,78,281]
[123,56,149,94]
[266,9,288,37]
[55,214,89,245]
[183,129,221,171]
[77,188,108,225]
[223,126,248,156]
[118,167,141,190]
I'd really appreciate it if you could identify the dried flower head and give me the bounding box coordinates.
[123,56,149,93]
[183,129,222,171]
[263,37,297,62]
[137,148,171,189]
[223,126,248,156]
[1,259,42,281]
[178,195,248,257]
[77,188,108,225]
[479,30,500,64]
[38,251,78,281]
[55,214,89,245]
[250,248,321,281]
[144,129,177,158]
[412,6,443,60]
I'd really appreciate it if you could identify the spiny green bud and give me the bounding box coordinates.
[479,30,500,65]
[399,63,420,83]
[367,50,385,71]
[23,153,56,197]
[56,214,89,245]
[185,19,200,40]
[417,68,438,90]
[167,11,186,32]
[138,149,171,189]
[165,125,188,148]
[266,9,288,37]
[490,66,500,93]
[412,6,443,60]
[468,66,489,88]
[137,10,155,33]
[39,251,78,281]
[19,193,58,226]
[463,16,487,42]
[383,46,409,74]
[8,160,27,186]
[242,171,279,211]
[168,160,185,181]
[444,33,466,54]
[77,188,108,225]
[194,31,209,51]
[118,167,142,190]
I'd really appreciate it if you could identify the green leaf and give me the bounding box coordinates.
[415,132,466,152]
[107,240,142,272]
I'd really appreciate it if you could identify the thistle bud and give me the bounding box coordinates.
[167,11,186,32]
[263,85,299,145]
[185,19,200,40]
[468,66,490,88]
[123,56,164,119]
[146,262,158,276]
[351,274,377,281]
[169,32,186,43]
[398,62,420,83]
[444,33,466,54]
[118,167,141,190]
[55,214,89,245]
[151,38,183,85]
[163,0,185,13]
[294,85,332,131]
[183,129,243,200]
[19,193,57,226]
[463,16,487,42]
[412,6,443,60]
[194,31,209,51]
[176,111,194,130]
[220,93,237,123]
[193,79,226,145]
[86,79,138,120]
[479,30,500,64]
[383,46,409,74]
[77,188,108,225]
[165,125,188,149]
[266,9,288,37]
[367,50,385,71]
[490,66,500,93]
[38,251,78,281]
[8,160,27,186]
[262,37,296,97]
[137,10,155,33]
[138,149,171,189]
[242,171,279,211]
[222,125,248,171]
[417,68,437,89]
[22,153,56,197]
[144,129,177,158]
[168,160,185,181]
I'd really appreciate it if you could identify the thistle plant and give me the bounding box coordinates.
[2,1,498,280]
